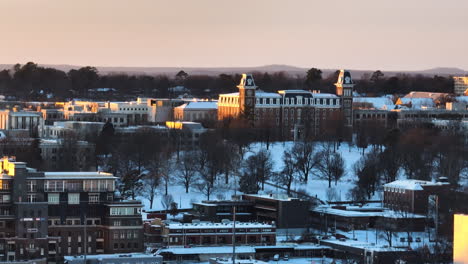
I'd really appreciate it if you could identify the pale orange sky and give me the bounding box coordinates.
[1,0,467,71]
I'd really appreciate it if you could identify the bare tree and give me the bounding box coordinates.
[161,194,174,212]
[315,148,345,188]
[276,150,297,195]
[291,141,317,182]
[378,148,401,184]
[139,160,161,209]
[160,154,174,196]
[176,150,198,193]
[353,150,381,199]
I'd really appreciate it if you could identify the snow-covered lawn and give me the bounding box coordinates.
[250,141,374,202]
[139,141,375,212]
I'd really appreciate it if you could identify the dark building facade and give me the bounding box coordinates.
[190,200,255,222]
[0,157,143,264]
[241,194,310,229]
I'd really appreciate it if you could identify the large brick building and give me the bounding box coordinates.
[217,70,354,138]
[383,179,450,214]
[0,157,143,263]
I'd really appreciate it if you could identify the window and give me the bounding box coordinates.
[27,194,37,203]
[48,194,59,204]
[27,181,37,192]
[89,193,99,204]
[68,193,79,204]
[0,195,10,204]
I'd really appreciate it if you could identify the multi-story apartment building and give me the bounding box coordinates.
[0,157,143,264]
[453,76,468,96]
[218,70,353,138]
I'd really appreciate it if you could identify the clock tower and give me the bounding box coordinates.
[238,73,257,123]
[335,70,354,127]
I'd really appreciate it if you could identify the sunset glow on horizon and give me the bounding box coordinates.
[1,0,468,71]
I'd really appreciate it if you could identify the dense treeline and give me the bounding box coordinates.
[0,63,455,101]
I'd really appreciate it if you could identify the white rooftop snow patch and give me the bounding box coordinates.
[383,179,448,191]
[353,97,395,110]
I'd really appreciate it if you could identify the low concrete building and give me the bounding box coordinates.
[242,194,310,229]
[161,221,276,246]
[64,254,162,264]
[190,200,255,222]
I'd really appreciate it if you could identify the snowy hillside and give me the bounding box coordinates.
[138,141,376,212]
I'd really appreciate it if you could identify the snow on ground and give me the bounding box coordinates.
[139,182,240,213]
[250,141,375,202]
[334,228,433,249]
[139,141,376,213]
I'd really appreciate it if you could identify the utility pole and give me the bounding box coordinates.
[232,205,236,264]
[84,213,87,264]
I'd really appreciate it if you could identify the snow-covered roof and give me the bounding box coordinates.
[256,91,281,98]
[455,96,468,103]
[353,97,395,110]
[397,98,435,109]
[65,253,160,261]
[29,171,116,180]
[176,101,218,110]
[158,246,256,255]
[312,206,426,219]
[165,221,274,229]
[312,93,338,98]
[404,91,448,100]
[277,90,312,94]
[244,193,302,201]
[219,92,240,97]
[383,179,449,191]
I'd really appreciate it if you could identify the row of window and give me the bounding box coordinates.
[219,96,340,106]
[44,179,115,192]
[110,207,141,216]
[114,242,139,250]
[48,218,101,226]
[112,230,139,239]
[384,187,406,194]
[118,107,147,111]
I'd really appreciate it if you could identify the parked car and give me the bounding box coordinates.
[283,255,289,261]
[273,254,280,261]
[415,237,421,242]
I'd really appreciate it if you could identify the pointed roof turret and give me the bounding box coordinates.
[237,74,257,89]
[335,69,354,87]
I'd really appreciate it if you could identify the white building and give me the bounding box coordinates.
[0,110,44,137]
[453,76,468,96]
[174,101,218,122]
